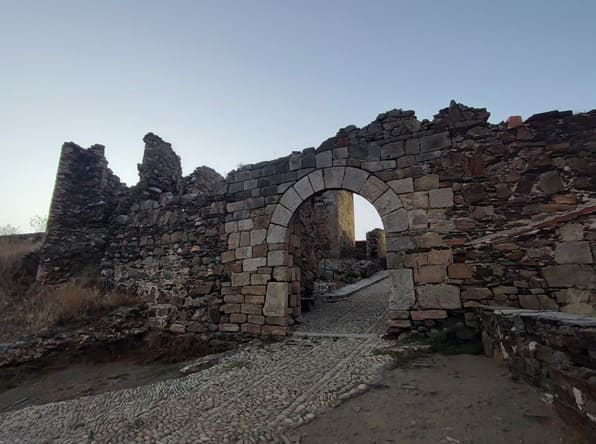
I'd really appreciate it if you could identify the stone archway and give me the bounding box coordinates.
[262,167,415,333]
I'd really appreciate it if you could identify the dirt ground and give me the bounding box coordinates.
[297,354,586,444]
[0,357,187,414]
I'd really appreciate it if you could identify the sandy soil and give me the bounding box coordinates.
[297,354,585,444]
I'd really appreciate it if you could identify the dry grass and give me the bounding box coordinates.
[0,236,135,342]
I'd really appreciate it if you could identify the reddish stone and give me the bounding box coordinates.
[507,115,523,129]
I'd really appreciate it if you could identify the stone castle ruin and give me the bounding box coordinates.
[38,101,596,338]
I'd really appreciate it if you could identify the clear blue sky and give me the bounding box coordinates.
[1,0,595,238]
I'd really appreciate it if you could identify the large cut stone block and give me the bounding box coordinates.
[316,151,332,168]
[308,170,325,192]
[388,269,415,310]
[323,167,345,189]
[542,265,596,289]
[416,284,461,309]
[342,167,369,193]
[554,242,593,264]
[271,204,293,226]
[407,209,428,230]
[388,178,414,194]
[279,187,302,212]
[373,189,402,216]
[360,175,387,202]
[429,188,454,208]
[383,209,409,233]
[267,224,287,243]
[293,176,314,200]
[263,282,288,317]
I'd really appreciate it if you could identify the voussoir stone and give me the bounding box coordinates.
[360,175,387,202]
[342,167,369,193]
[373,190,402,216]
[323,167,345,189]
[293,176,314,200]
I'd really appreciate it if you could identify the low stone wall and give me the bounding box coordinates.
[478,307,596,436]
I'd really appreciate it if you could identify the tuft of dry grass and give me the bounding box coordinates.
[26,285,136,328]
[0,236,136,342]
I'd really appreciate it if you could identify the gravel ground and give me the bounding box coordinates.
[0,276,393,443]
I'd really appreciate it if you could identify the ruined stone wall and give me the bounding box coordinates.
[366,228,386,259]
[41,102,596,337]
[40,143,127,284]
[479,307,596,436]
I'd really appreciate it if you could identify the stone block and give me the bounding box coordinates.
[416,284,461,309]
[414,265,446,284]
[224,294,245,304]
[559,224,584,242]
[230,313,247,323]
[237,218,253,231]
[241,323,262,335]
[388,319,411,328]
[414,174,439,191]
[271,204,293,226]
[224,221,238,233]
[400,192,429,210]
[267,224,287,244]
[537,171,563,195]
[388,269,415,310]
[554,242,593,264]
[228,232,240,249]
[519,294,558,310]
[316,151,333,168]
[250,229,267,246]
[265,316,288,326]
[247,314,265,324]
[415,232,443,248]
[386,236,416,252]
[273,266,289,281]
[428,249,453,265]
[235,246,252,259]
[241,285,266,295]
[405,139,419,154]
[308,169,325,192]
[407,209,428,230]
[342,167,369,193]
[222,303,241,314]
[419,132,450,152]
[383,209,409,233]
[461,287,493,300]
[262,325,288,336]
[294,176,314,200]
[267,250,287,266]
[263,282,288,317]
[245,295,265,304]
[279,187,302,212]
[222,250,235,263]
[429,188,454,208]
[373,190,402,216]
[360,175,387,202]
[448,263,473,279]
[554,288,591,304]
[543,265,596,288]
[323,167,345,189]
[231,272,250,287]
[389,310,410,319]
[333,147,348,159]
[410,310,448,321]
[251,273,270,285]
[381,141,404,159]
[241,303,263,315]
[219,323,240,332]
[243,257,266,272]
[362,160,396,172]
[388,178,414,194]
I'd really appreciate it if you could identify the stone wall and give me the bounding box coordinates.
[40,102,596,336]
[479,307,596,436]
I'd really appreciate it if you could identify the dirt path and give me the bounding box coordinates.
[297,353,584,444]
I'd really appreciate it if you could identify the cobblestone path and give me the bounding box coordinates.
[0,275,391,443]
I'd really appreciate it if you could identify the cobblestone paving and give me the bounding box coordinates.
[295,274,390,336]
[0,278,392,443]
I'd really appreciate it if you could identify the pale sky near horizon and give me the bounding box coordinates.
[1,0,595,239]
